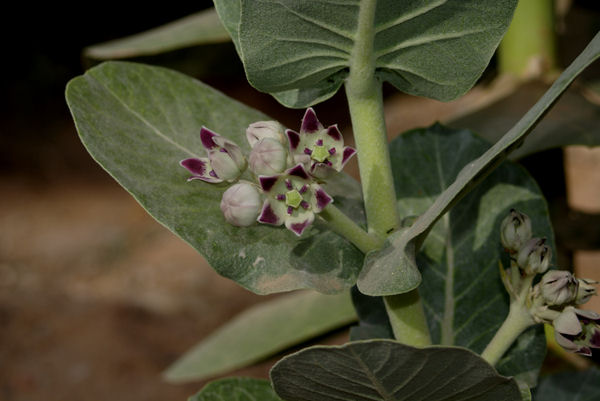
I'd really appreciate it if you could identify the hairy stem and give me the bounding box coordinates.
[345,0,431,346]
[481,302,535,366]
[320,205,384,254]
[384,291,432,347]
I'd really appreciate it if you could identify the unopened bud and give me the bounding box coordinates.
[220,183,262,226]
[246,121,285,147]
[248,138,288,175]
[500,209,532,252]
[517,237,552,275]
[575,278,599,305]
[540,270,578,306]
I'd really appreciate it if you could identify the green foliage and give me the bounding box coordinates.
[189,377,282,401]
[535,368,600,401]
[66,61,365,295]
[215,0,517,107]
[84,9,230,60]
[270,340,522,401]
[357,33,600,296]
[164,291,356,383]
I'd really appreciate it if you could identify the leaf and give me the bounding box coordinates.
[66,61,365,295]
[225,0,516,108]
[534,368,600,401]
[449,81,600,160]
[349,286,394,341]
[189,377,282,401]
[164,290,356,383]
[357,32,600,296]
[270,340,522,401]
[378,125,549,382]
[84,9,231,60]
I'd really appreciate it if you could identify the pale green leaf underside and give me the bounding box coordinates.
[270,340,521,401]
[84,9,230,60]
[535,368,600,401]
[164,291,356,383]
[66,61,365,295]
[357,32,600,297]
[231,0,516,107]
[189,378,282,401]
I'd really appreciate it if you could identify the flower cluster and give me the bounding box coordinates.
[179,108,356,236]
[499,209,599,355]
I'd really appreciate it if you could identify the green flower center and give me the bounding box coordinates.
[285,190,303,208]
[311,144,329,163]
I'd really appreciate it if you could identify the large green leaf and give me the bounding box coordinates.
[357,32,600,296]
[84,9,230,60]
[214,0,516,107]
[270,340,522,400]
[535,368,600,401]
[66,61,365,295]
[189,377,282,401]
[382,125,549,383]
[164,290,356,382]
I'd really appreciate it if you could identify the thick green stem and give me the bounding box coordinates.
[481,303,535,366]
[384,291,432,347]
[344,0,430,347]
[320,205,384,254]
[499,0,557,77]
[345,0,400,238]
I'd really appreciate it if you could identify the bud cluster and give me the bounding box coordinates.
[179,108,356,236]
[499,209,599,356]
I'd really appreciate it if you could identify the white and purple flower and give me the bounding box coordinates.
[257,164,332,236]
[286,108,356,180]
[180,127,246,183]
[553,306,600,356]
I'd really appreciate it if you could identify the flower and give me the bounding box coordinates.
[553,306,600,356]
[180,127,246,183]
[575,278,599,305]
[246,121,286,147]
[500,209,532,253]
[517,237,552,275]
[248,138,289,175]
[220,182,262,226]
[285,108,356,180]
[257,164,332,236]
[539,270,578,306]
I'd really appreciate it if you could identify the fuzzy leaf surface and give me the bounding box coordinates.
[84,9,230,60]
[357,33,600,296]
[189,377,282,401]
[215,0,516,107]
[66,61,365,295]
[384,125,549,383]
[270,340,521,401]
[165,291,356,382]
[535,368,600,401]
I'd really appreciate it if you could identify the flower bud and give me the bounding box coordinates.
[575,278,598,305]
[220,183,262,226]
[517,237,552,275]
[500,209,532,252]
[208,137,246,182]
[540,270,578,306]
[246,121,285,147]
[248,138,288,175]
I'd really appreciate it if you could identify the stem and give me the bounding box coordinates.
[345,0,400,238]
[481,302,535,366]
[320,205,384,254]
[344,0,431,346]
[498,0,557,78]
[384,291,432,347]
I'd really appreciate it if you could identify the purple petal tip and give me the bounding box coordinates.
[301,108,321,133]
[315,188,333,210]
[200,127,218,149]
[287,164,310,180]
[342,147,357,165]
[180,158,206,175]
[326,125,342,141]
[290,220,310,236]
[258,202,280,225]
[286,129,300,150]
[259,176,278,193]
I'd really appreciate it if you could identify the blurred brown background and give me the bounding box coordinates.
[1,2,599,400]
